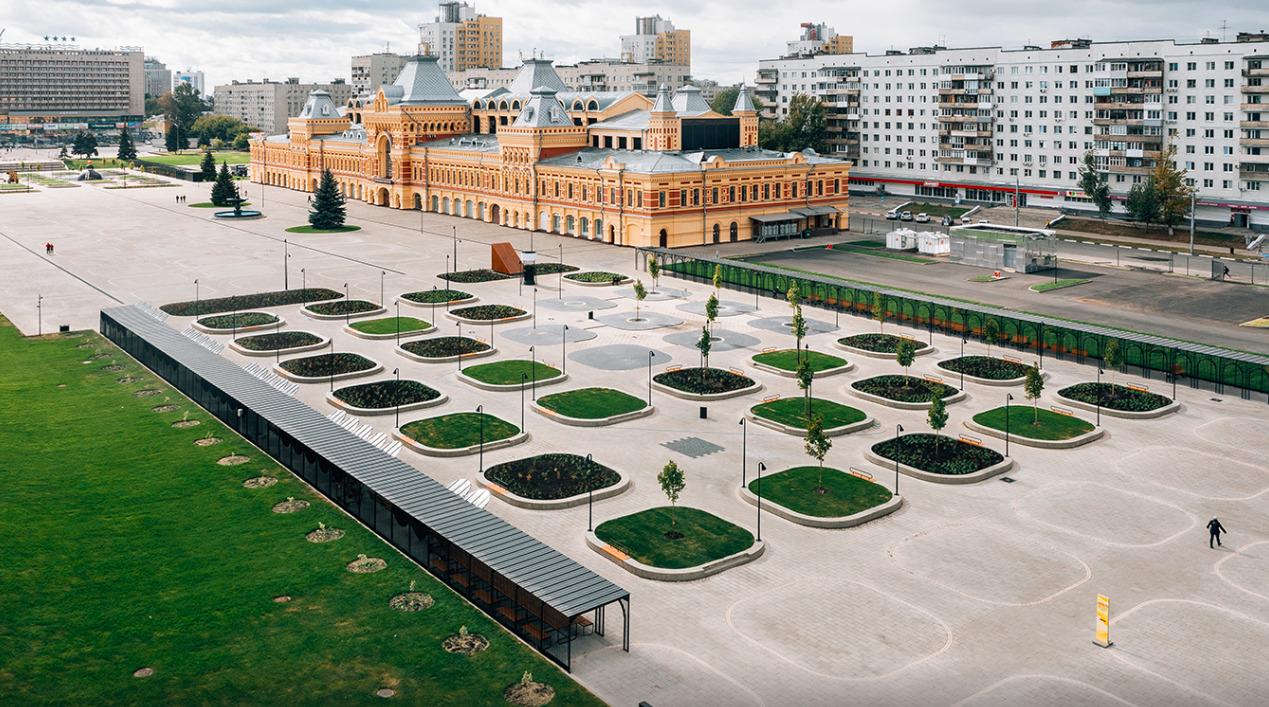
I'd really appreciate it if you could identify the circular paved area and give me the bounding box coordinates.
[589,643,761,706]
[661,328,762,353]
[676,299,757,317]
[567,344,673,371]
[1116,447,1269,500]
[746,315,839,336]
[536,295,618,312]
[1013,482,1195,546]
[614,285,688,301]
[500,324,599,346]
[957,676,1138,707]
[1216,541,1269,602]
[594,311,683,330]
[1194,417,1267,451]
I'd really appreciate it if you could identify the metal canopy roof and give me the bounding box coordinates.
[791,205,842,217]
[102,305,629,618]
[750,212,804,223]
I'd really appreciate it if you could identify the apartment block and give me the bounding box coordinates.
[0,43,145,133]
[757,36,1269,228]
[174,69,205,97]
[144,56,171,98]
[621,15,690,67]
[786,23,852,58]
[448,59,693,97]
[418,2,502,72]
[351,53,409,95]
[213,78,352,134]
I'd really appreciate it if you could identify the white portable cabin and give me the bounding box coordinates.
[917,231,949,255]
[885,228,918,250]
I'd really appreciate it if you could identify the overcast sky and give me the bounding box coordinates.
[2,0,1266,93]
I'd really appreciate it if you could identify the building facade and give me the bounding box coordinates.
[174,68,205,97]
[214,78,352,135]
[418,2,503,72]
[449,59,693,97]
[621,15,690,67]
[0,43,145,136]
[785,23,852,59]
[144,56,171,98]
[252,56,848,248]
[757,36,1269,229]
[351,53,410,95]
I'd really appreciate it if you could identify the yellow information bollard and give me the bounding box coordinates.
[1094,594,1112,648]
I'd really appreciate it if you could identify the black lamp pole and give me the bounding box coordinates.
[1005,393,1013,457]
[739,417,747,489]
[562,325,569,375]
[380,270,385,308]
[532,287,538,329]
[476,404,484,473]
[452,226,457,270]
[558,244,563,299]
[456,320,463,371]
[960,336,967,390]
[647,351,654,406]
[431,285,437,324]
[529,346,537,400]
[301,268,306,292]
[756,462,766,542]
[194,279,199,314]
[37,294,42,337]
[393,367,400,429]
[395,300,401,345]
[343,283,350,325]
[521,372,528,430]
[283,239,289,290]
[894,424,904,495]
[1096,368,1103,427]
[586,452,595,532]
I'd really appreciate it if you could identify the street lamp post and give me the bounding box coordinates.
[959,336,967,390]
[532,287,538,329]
[445,254,450,280]
[562,325,569,375]
[586,453,595,532]
[194,279,199,314]
[521,373,528,430]
[457,320,464,371]
[529,346,537,400]
[395,300,401,345]
[329,341,336,392]
[739,418,747,489]
[452,226,457,270]
[380,270,385,308]
[431,285,437,324]
[284,239,289,290]
[1005,393,1014,457]
[476,404,485,473]
[1096,368,1104,427]
[37,294,43,336]
[558,244,563,299]
[393,367,401,429]
[647,350,654,406]
[343,283,350,325]
[301,268,306,292]
[756,462,766,542]
[894,424,904,495]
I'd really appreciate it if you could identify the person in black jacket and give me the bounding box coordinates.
[1208,518,1226,548]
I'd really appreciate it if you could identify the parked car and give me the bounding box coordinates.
[900,211,913,221]
[978,218,990,224]
[915,213,930,223]
[885,210,899,220]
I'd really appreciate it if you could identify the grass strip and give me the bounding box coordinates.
[750,397,865,429]
[747,466,892,518]
[595,507,752,569]
[400,412,519,449]
[752,349,846,373]
[972,406,1094,440]
[536,387,645,419]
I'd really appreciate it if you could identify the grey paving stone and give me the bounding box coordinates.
[662,436,725,458]
[569,344,672,371]
[746,314,840,336]
[536,295,619,312]
[594,311,683,330]
[675,299,757,317]
[500,324,598,346]
[662,328,762,352]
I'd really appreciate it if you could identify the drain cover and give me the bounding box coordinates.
[1000,477,1016,483]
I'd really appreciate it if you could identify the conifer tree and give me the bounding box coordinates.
[308,168,346,229]
[200,150,216,180]
[210,162,236,207]
[116,128,137,162]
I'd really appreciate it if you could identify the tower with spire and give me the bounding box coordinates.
[646,84,681,151]
[733,85,759,147]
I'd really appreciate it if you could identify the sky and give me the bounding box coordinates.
[2,0,1266,94]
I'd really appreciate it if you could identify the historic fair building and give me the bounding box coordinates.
[250,55,850,248]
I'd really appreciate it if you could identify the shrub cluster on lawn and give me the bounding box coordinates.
[654,367,757,395]
[564,271,626,283]
[871,434,1004,475]
[401,289,473,304]
[305,300,380,316]
[837,333,929,354]
[162,288,342,316]
[937,355,1032,380]
[1058,382,1172,412]
[196,312,278,329]
[531,263,580,275]
[236,331,323,351]
[450,304,527,320]
[484,453,619,500]
[333,380,440,408]
[439,269,515,283]
[278,353,375,377]
[400,336,490,358]
[852,375,956,403]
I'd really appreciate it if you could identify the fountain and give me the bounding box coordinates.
[76,160,102,181]
[213,189,262,220]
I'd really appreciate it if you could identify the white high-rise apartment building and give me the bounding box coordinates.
[418,2,502,73]
[174,69,205,97]
[757,35,1269,229]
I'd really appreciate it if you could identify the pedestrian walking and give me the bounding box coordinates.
[1222,265,1230,280]
[1208,517,1226,548]
[44,242,52,255]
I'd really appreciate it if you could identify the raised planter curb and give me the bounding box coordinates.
[834,341,935,360]
[324,389,449,416]
[393,428,529,458]
[398,294,478,309]
[457,370,568,392]
[300,304,387,321]
[585,531,765,582]
[934,363,1047,387]
[530,401,655,427]
[476,467,631,510]
[651,379,763,402]
[747,410,875,438]
[228,334,329,357]
[963,418,1105,449]
[273,361,383,383]
[739,485,903,529]
[1053,391,1181,419]
[344,323,438,341]
[753,360,855,378]
[394,344,498,364]
[192,312,283,335]
[862,447,1013,485]
[848,385,968,410]
[443,311,533,325]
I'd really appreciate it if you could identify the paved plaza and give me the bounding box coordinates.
[2,180,1268,705]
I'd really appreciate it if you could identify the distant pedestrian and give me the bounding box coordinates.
[44,242,52,255]
[1222,265,1230,280]
[177,194,180,204]
[1208,518,1226,548]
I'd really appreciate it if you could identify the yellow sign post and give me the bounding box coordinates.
[1094,594,1112,648]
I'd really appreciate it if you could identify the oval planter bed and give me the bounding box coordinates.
[532,263,580,276]
[326,379,448,416]
[439,269,515,284]
[849,375,967,410]
[936,355,1042,386]
[395,336,496,364]
[192,311,282,334]
[531,387,654,426]
[588,507,764,582]
[457,359,566,392]
[161,287,341,317]
[563,271,631,287]
[964,407,1104,449]
[300,300,386,321]
[445,304,531,325]
[748,397,874,437]
[229,331,329,357]
[751,349,855,378]
[865,433,1013,485]
[344,316,437,340]
[394,412,526,457]
[399,289,476,308]
[478,453,630,509]
[739,466,902,529]
[274,353,382,383]
[835,333,934,360]
[1055,383,1180,419]
[652,367,762,401]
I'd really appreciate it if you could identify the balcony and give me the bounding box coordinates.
[1240,120,1269,128]
[1126,70,1164,79]
[1241,85,1269,94]
[1103,164,1153,174]
[1240,138,1269,147]
[1239,169,1269,180]
[1240,152,1269,164]
[1240,103,1268,111]
[1242,68,1269,77]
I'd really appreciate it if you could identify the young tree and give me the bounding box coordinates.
[632,279,647,321]
[696,326,712,371]
[759,93,827,153]
[1077,151,1112,220]
[657,460,686,527]
[309,167,346,229]
[647,257,660,291]
[927,393,949,458]
[1125,178,1160,228]
[159,83,209,153]
[58,144,69,160]
[232,133,250,151]
[1103,339,1123,390]
[164,126,182,153]
[705,293,719,335]
[116,127,137,162]
[791,304,807,362]
[795,356,814,416]
[712,263,722,293]
[200,150,216,181]
[805,413,832,493]
[1150,141,1195,234]
[896,338,916,382]
[209,162,236,207]
[872,289,886,333]
[982,318,1000,359]
[1024,366,1045,424]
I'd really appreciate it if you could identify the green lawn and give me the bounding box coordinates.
[750,397,866,429]
[462,360,562,385]
[399,412,519,449]
[752,348,846,373]
[970,275,1004,282]
[748,466,892,518]
[285,225,362,234]
[0,318,597,705]
[62,157,130,169]
[973,405,1096,440]
[536,387,646,419]
[348,316,431,335]
[142,152,251,166]
[1030,278,1089,292]
[595,507,753,569]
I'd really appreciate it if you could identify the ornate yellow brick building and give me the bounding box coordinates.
[251,55,850,248]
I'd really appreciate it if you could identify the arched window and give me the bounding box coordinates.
[712,224,720,243]
[729,222,738,242]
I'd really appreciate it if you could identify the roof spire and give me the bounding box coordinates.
[651,84,675,115]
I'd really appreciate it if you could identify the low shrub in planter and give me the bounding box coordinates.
[196,312,278,329]
[305,299,380,316]
[937,355,1031,380]
[439,269,514,283]
[400,336,490,358]
[279,353,376,377]
[564,271,626,283]
[450,304,527,320]
[401,288,472,304]
[532,262,580,275]
[236,331,324,351]
[333,380,440,408]
[654,367,757,395]
[162,288,341,316]
[852,375,956,403]
[1058,382,1172,412]
[485,453,619,500]
[837,333,929,354]
[871,433,1004,475]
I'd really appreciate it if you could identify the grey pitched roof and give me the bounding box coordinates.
[538,146,843,174]
[733,86,757,113]
[651,84,675,114]
[389,55,467,106]
[671,85,713,117]
[507,58,569,95]
[296,90,341,120]
[592,109,650,131]
[512,87,575,128]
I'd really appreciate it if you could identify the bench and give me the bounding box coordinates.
[923,374,944,384]
[473,589,493,605]
[1126,383,1150,392]
[1050,405,1075,417]
[848,467,874,481]
[761,394,781,404]
[496,605,519,623]
[760,346,776,354]
[523,623,549,643]
[958,435,984,447]
[729,366,747,377]
[663,365,682,373]
[430,557,449,573]
[449,573,470,588]
[1002,355,1022,364]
